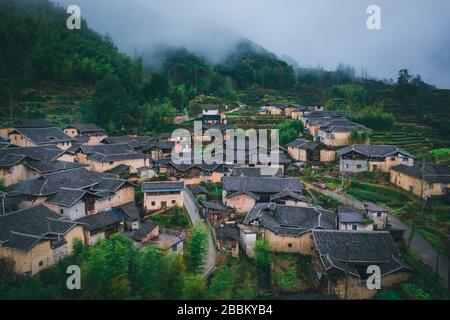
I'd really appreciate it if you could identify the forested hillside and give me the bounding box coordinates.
[1,0,449,146]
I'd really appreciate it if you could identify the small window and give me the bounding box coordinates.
[352,224,357,230]
[356,165,362,169]
[172,200,176,205]
[151,201,156,206]
[38,261,43,267]
[288,243,292,248]
[344,164,350,169]
[60,209,64,214]
[391,157,396,161]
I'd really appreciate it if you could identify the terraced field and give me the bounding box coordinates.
[371,123,447,158]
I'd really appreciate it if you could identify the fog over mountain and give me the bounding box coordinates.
[56,0,450,88]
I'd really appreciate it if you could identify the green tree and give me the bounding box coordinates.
[184,224,208,274]
[254,239,272,290]
[182,275,207,299]
[277,119,304,145]
[82,73,132,129]
[138,99,176,134]
[207,266,234,300]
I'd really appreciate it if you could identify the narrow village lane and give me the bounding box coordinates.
[183,189,216,277]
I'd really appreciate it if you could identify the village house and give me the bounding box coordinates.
[317,119,368,147]
[116,202,141,230]
[0,119,57,138]
[337,205,374,231]
[143,141,176,161]
[286,139,336,163]
[192,123,235,142]
[237,223,264,257]
[129,221,159,246]
[163,161,226,185]
[130,222,185,253]
[104,164,131,179]
[73,143,151,174]
[101,135,154,152]
[6,167,135,216]
[263,102,286,116]
[63,123,107,145]
[216,223,240,258]
[0,205,84,276]
[190,184,209,201]
[243,203,337,255]
[230,166,283,177]
[201,201,235,226]
[222,176,308,213]
[311,230,410,299]
[362,202,388,230]
[300,110,345,128]
[202,106,225,124]
[142,181,184,212]
[0,145,82,187]
[339,144,414,173]
[222,137,291,173]
[390,163,450,200]
[76,210,123,245]
[8,127,74,150]
[290,105,325,120]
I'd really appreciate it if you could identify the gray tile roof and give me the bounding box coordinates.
[265,102,287,109]
[0,145,65,161]
[244,203,336,236]
[201,201,234,212]
[76,212,123,232]
[190,184,209,196]
[337,205,365,223]
[0,154,25,168]
[321,119,366,133]
[391,164,450,184]
[363,202,387,213]
[78,143,149,162]
[0,142,10,150]
[142,181,184,192]
[65,123,105,134]
[143,141,175,152]
[230,167,283,177]
[12,127,74,145]
[270,190,309,202]
[286,139,319,150]
[23,159,85,174]
[312,230,408,277]
[104,164,130,176]
[118,202,140,221]
[8,167,125,197]
[46,188,87,207]
[102,135,154,150]
[223,176,302,194]
[339,144,414,158]
[216,224,240,241]
[304,111,346,119]
[0,205,79,251]
[130,221,158,241]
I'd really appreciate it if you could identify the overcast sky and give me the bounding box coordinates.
[57,0,450,88]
